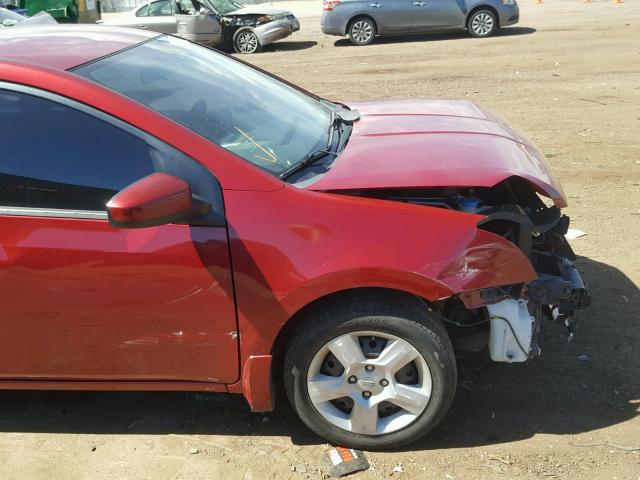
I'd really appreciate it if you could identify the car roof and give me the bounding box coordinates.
[0,25,159,71]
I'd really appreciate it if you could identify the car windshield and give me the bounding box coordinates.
[206,0,242,14]
[76,35,332,177]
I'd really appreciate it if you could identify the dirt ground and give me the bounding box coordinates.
[1,1,639,479]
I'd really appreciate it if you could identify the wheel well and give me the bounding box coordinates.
[466,5,499,28]
[347,14,378,36]
[270,287,429,407]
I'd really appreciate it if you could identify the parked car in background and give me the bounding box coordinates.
[101,0,299,53]
[0,25,589,450]
[0,7,25,26]
[321,0,519,45]
[0,0,26,15]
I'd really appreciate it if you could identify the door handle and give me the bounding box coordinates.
[370,2,382,7]
[136,24,149,28]
[413,1,426,5]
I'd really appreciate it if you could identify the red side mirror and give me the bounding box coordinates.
[107,173,208,228]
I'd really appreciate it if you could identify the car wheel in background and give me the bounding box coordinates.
[283,293,457,450]
[467,9,497,38]
[233,27,262,54]
[348,17,376,46]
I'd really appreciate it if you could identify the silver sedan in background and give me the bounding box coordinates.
[101,0,300,53]
[321,0,519,45]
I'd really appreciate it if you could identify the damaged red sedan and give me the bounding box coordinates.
[0,26,589,449]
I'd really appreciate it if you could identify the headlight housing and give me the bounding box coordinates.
[257,15,276,25]
[501,0,516,5]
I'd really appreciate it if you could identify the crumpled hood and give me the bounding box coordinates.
[225,5,292,16]
[307,99,567,208]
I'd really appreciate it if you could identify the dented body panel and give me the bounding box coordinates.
[308,100,567,208]
[224,186,536,366]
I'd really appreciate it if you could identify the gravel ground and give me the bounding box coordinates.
[1,1,639,478]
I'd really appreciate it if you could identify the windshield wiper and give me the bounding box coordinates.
[279,107,359,181]
[279,148,335,180]
[279,111,338,180]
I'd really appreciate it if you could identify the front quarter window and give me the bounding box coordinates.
[135,4,149,16]
[76,36,332,177]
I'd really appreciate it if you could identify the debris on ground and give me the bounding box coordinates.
[324,446,369,477]
[189,448,199,455]
[291,464,307,473]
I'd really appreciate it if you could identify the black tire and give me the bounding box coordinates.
[233,27,262,54]
[283,292,457,450]
[348,16,376,46]
[467,9,497,38]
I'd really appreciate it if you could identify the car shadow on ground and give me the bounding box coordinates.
[0,255,637,451]
[262,40,318,52]
[333,26,536,47]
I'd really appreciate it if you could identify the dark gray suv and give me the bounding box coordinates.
[321,0,519,45]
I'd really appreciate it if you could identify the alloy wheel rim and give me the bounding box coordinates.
[237,32,258,53]
[351,21,373,44]
[306,331,432,436]
[471,13,494,36]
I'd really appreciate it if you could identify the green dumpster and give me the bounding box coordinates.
[19,0,100,23]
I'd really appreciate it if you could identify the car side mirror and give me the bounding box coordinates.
[107,172,210,228]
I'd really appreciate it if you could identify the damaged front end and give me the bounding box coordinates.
[358,176,591,363]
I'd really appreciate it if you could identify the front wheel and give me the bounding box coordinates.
[283,294,457,450]
[348,17,376,46]
[467,9,497,38]
[233,27,262,54]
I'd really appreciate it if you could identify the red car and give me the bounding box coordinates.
[0,26,589,449]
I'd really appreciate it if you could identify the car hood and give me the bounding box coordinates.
[225,5,292,16]
[307,100,567,208]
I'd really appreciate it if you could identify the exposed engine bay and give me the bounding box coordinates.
[342,176,591,363]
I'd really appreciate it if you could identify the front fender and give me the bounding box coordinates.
[225,186,535,361]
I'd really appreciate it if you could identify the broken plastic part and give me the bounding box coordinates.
[487,299,534,363]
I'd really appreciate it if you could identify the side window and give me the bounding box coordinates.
[135,4,149,16]
[0,89,224,224]
[177,0,195,13]
[0,90,155,211]
[148,0,172,16]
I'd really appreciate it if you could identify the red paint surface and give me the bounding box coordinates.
[224,186,536,368]
[0,26,158,71]
[241,355,274,412]
[310,100,568,208]
[1,30,561,409]
[0,216,238,383]
[107,173,193,225]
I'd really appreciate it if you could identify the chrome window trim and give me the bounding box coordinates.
[0,206,108,220]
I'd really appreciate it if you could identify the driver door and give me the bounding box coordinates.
[0,87,239,383]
